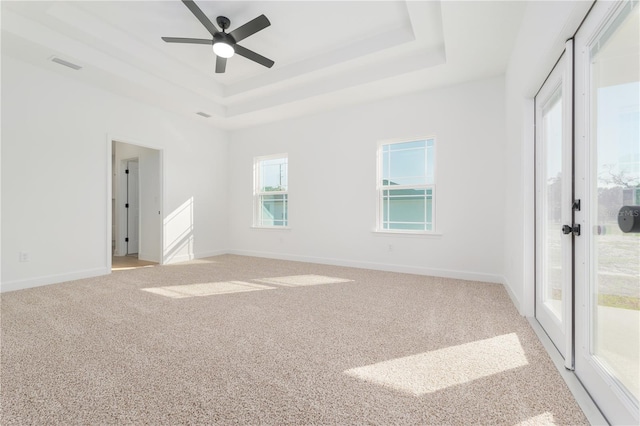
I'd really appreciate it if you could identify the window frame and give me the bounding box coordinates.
[253,153,289,228]
[376,137,437,234]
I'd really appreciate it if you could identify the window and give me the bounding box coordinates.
[377,138,435,232]
[254,154,288,227]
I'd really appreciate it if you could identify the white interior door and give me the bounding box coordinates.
[535,43,574,366]
[574,1,639,424]
[126,159,140,255]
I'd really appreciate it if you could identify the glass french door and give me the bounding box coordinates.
[574,0,640,424]
[535,43,574,367]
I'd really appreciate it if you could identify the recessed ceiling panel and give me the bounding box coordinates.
[1,1,528,129]
[73,1,412,84]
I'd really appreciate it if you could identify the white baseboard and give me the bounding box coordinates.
[163,253,193,264]
[163,249,228,265]
[500,275,523,315]
[0,250,504,293]
[196,249,228,259]
[527,318,608,425]
[0,267,110,293]
[227,249,504,284]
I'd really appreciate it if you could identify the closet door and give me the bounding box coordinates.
[574,1,639,424]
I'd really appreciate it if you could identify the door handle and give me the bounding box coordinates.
[562,224,581,236]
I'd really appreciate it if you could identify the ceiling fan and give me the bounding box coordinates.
[162,0,274,73]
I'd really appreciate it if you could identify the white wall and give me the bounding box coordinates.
[3,1,598,296]
[229,76,506,282]
[1,55,229,292]
[503,1,594,314]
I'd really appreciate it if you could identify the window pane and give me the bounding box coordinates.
[260,194,288,226]
[426,141,435,184]
[382,150,390,181]
[389,140,426,151]
[385,223,425,231]
[382,188,432,231]
[543,88,564,322]
[387,189,426,222]
[381,140,435,186]
[260,158,288,192]
[589,2,640,402]
[378,139,435,232]
[426,190,433,228]
[389,148,426,185]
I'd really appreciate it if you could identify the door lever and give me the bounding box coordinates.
[562,224,581,236]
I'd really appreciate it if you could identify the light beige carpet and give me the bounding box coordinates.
[0,255,588,425]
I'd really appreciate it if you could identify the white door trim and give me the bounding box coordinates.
[106,135,165,269]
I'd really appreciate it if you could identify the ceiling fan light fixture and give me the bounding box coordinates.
[213,41,234,58]
[161,4,273,74]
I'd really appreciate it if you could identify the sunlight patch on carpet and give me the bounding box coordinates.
[254,274,353,287]
[344,333,528,395]
[514,412,556,425]
[142,281,274,299]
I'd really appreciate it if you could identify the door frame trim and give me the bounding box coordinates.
[106,135,165,271]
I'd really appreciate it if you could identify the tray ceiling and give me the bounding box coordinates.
[1,1,527,129]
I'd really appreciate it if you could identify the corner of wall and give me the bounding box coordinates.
[501,275,524,316]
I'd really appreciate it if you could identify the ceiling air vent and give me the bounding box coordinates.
[196,112,212,118]
[50,56,82,70]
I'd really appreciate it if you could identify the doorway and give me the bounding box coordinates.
[535,1,639,423]
[110,140,162,270]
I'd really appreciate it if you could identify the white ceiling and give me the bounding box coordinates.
[1,1,527,129]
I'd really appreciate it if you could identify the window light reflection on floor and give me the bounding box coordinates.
[142,281,274,299]
[344,333,528,395]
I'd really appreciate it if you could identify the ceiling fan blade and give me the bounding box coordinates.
[162,37,213,45]
[215,56,227,73]
[229,14,270,43]
[234,44,274,68]
[182,0,219,37]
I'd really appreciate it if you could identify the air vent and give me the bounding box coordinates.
[50,56,82,70]
[196,112,212,118]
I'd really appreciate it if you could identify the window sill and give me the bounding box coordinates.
[251,226,292,230]
[372,230,442,237]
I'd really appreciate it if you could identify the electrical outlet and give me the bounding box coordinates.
[388,244,394,252]
[19,252,30,262]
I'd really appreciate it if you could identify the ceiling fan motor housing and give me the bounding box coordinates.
[213,31,236,46]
